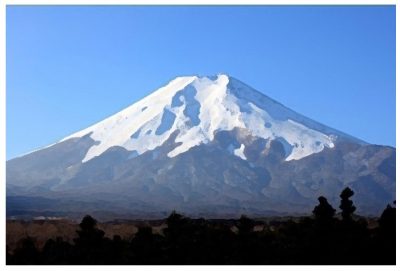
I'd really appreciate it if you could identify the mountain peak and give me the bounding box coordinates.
[7,75,393,218]
[58,74,363,163]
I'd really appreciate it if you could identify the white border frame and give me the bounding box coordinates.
[1,1,398,270]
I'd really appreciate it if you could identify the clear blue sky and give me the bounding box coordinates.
[6,6,395,159]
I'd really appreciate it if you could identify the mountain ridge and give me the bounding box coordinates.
[6,74,395,219]
[40,74,364,163]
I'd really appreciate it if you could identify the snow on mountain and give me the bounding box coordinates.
[6,74,394,218]
[61,74,363,163]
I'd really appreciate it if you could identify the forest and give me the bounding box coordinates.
[6,187,396,265]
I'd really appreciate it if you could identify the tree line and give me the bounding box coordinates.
[7,187,396,265]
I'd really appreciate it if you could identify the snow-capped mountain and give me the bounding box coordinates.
[59,74,360,161]
[6,74,395,219]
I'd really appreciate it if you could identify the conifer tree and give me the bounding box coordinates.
[313,196,336,222]
[339,187,356,221]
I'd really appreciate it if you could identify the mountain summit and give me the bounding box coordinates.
[63,74,360,162]
[7,74,395,219]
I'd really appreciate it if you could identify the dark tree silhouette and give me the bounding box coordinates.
[6,195,396,265]
[234,215,260,264]
[162,211,189,263]
[339,187,356,221]
[12,237,40,264]
[313,196,336,223]
[371,201,396,264]
[236,215,255,235]
[6,245,13,265]
[332,188,371,264]
[379,201,396,232]
[74,215,105,247]
[73,215,109,264]
[130,226,163,264]
[164,210,188,241]
[41,236,73,264]
[79,215,97,231]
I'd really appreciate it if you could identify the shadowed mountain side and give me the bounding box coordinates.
[6,128,395,219]
[7,133,98,191]
[8,75,394,218]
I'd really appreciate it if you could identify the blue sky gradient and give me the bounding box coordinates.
[6,6,395,159]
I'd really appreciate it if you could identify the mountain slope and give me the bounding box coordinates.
[6,74,395,219]
[56,74,363,162]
